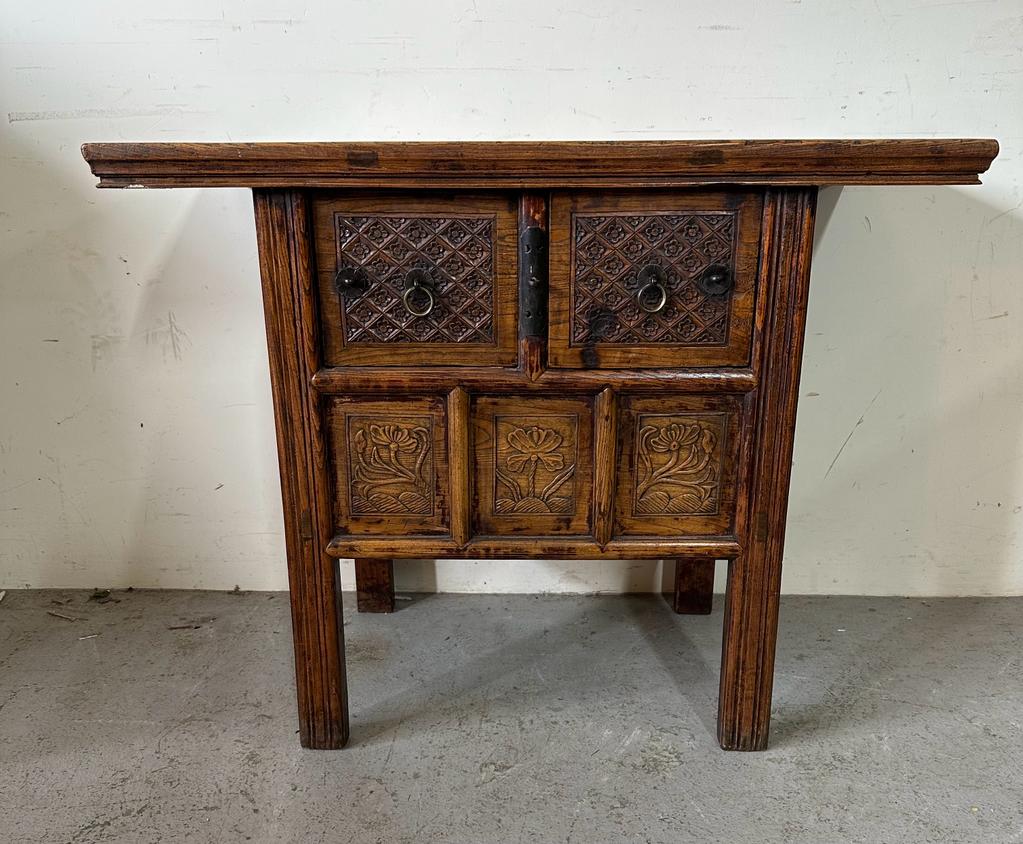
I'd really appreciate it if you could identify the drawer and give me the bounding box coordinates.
[614,395,743,537]
[471,396,594,536]
[313,194,519,366]
[326,396,449,536]
[548,190,763,369]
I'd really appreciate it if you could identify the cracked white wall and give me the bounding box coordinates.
[1,0,1022,595]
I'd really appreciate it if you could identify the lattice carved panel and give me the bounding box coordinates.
[334,214,496,344]
[571,212,737,345]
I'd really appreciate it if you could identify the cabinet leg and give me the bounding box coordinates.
[717,554,781,751]
[289,556,350,749]
[254,190,349,749]
[715,188,818,751]
[354,558,395,613]
[670,558,714,614]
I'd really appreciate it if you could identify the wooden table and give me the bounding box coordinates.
[82,139,998,750]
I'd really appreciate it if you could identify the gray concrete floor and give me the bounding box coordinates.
[1,590,1021,844]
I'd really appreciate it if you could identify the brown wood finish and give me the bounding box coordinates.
[326,396,450,537]
[84,139,998,753]
[354,558,395,613]
[472,395,594,536]
[447,387,471,547]
[592,388,618,546]
[671,558,715,615]
[326,535,740,560]
[717,188,817,751]
[311,193,519,367]
[549,190,763,368]
[614,395,743,537]
[253,190,348,749]
[82,139,998,188]
[311,365,757,394]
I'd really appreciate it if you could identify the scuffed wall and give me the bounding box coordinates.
[1,1,1021,595]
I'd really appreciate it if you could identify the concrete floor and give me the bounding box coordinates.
[1,590,1021,844]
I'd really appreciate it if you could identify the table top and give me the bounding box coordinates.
[81,139,998,189]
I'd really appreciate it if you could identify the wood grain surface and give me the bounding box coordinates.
[83,139,999,188]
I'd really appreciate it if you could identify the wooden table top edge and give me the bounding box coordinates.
[80,138,999,188]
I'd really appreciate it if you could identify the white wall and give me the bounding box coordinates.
[1,0,1021,596]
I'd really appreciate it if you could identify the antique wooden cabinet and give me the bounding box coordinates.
[82,140,998,751]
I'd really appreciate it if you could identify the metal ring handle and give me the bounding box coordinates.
[402,282,435,317]
[637,280,668,313]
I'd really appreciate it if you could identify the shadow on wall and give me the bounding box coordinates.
[115,189,278,589]
[788,182,1023,597]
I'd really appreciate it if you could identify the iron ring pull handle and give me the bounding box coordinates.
[636,264,668,314]
[402,269,436,318]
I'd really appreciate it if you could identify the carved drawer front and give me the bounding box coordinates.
[549,191,763,369]
[472,396,594,536]
[615,395,742,537]
[327,396,449,536]
[313,194,519,367]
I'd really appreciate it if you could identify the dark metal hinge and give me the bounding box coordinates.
[519,226,548,339]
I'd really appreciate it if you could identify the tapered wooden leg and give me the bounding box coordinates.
[354,558,395,613]
[671,559,714,614]
[718,554,783,751]
[717,188,817,751]
[255,190,349,749]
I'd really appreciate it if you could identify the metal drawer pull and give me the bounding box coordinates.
[402,269,436,317]
[333,265,369,298]
[697,264,733,296]
[636,264,668,313]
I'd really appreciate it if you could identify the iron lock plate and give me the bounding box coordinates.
[519,225,548,339]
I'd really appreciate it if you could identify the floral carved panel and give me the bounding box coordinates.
[633,414,726,516]
[571,211,736,346]
[494,417,578,515]
[347,416,434,516]
[335,213,497,344]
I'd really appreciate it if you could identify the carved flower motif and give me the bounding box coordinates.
[365,222,391,244]
[602,288,624,307]
[622,240,645,260]
[639,220,667,242]
[647,423,703,453]
[424,239,447,261]
[366,424,421,453]
[603,222,627,244]
[443,221,470,244]
[601,255,626,276]
[463,239,485,261]
[505,427,565,472]
[404,221,431,243]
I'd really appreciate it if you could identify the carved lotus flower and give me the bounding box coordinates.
[367,424,421,452]
[647,423,703,453]
[505,427,565,471]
